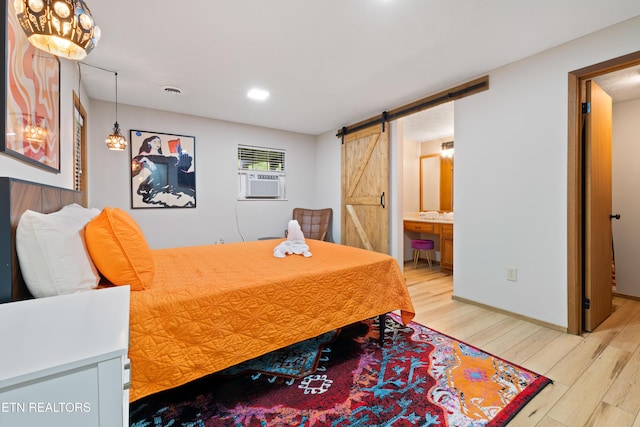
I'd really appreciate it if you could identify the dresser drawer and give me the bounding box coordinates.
[404,221,435,233]
[441,223,453,237]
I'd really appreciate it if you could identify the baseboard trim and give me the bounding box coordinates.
[451,295,568,333]
[613,292,640,302]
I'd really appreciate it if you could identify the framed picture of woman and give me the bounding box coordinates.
[130,130,196,209]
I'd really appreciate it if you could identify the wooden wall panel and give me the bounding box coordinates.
[0,177,83,303]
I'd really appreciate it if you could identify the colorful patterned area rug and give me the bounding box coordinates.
[130,314,551,426]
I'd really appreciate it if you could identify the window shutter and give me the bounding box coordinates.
[238,146,286,171]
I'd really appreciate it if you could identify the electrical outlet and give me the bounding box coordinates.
[506,267,518,282]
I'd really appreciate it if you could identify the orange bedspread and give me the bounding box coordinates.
[128,239,415,401]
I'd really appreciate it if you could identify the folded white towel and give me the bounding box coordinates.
[443,212,454,221]
[419,211,440,220]
[274,220,312,258]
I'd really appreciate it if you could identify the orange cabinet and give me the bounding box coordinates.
[404,220,453,273]
[440,223,453,272]
[404,221,436,233]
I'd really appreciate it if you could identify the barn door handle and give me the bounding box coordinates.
[610,213,621,220]
[380,192,386,209]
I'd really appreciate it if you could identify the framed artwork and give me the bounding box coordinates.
[2,0,61,172]
[130,130,196,209]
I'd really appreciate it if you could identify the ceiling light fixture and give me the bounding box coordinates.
[14,0,101,61]
[105,72,127,151]
[441,141,454,158]
[248,88,270,101]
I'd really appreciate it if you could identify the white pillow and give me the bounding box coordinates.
[16,204,102,298]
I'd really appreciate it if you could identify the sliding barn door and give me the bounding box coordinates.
[584,80,613,331]
[341,124,389,253]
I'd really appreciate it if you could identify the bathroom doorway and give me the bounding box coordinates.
[567,51,640,334]
[401,101,454,268]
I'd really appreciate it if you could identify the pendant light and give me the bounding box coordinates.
[14,0,101,61]
[105,72,127,151]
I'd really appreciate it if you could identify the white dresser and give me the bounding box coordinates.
[0,286,130,427]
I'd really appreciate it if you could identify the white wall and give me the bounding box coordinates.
[420,139,444,156]
[402,137,420,214]
[389,120,404,263]
[454,15,640,328]
[314,130,342,244]
[612,98,640,297]
[87,101,317,249]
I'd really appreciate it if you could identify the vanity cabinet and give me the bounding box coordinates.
[404,218,453,273]
[440,223,454,272]
[404,221,436,233]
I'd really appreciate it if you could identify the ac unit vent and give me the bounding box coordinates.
[246,173,281,198]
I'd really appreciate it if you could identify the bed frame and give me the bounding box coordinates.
[0,177,390,351]
[0,177,83,303]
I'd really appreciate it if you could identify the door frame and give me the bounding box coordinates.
[567,51,640,334]
[73,91,88,207]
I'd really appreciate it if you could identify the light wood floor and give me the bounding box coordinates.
[404,261,640,427]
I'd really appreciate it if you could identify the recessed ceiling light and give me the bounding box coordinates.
[247,88,269,101]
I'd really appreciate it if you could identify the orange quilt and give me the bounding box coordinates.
[128,239,415,402]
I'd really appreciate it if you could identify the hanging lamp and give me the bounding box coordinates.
[105,72,127,151]
[14,0,101,61]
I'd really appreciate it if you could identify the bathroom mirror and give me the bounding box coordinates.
[420,153,453,211]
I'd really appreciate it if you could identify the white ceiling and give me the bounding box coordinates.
[593,64,640,103]
[402,102,454,143]
[79,1,640,137]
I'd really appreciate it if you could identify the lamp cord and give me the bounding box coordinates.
[77,62,120,124]
[77,62,81,105]
[115,72,118,123]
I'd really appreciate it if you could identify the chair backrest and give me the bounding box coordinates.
[292,208,333,241]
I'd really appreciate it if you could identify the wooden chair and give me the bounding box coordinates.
[288,208,333,241]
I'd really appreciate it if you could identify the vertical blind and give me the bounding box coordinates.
[73,106,83,191]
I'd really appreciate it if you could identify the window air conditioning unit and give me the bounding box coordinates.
[246,173,281,198]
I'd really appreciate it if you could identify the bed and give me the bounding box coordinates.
[0,177,415,402]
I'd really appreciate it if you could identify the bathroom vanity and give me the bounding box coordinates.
[404,213,453,273]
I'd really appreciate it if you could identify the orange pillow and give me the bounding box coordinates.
[85,207,154,291]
